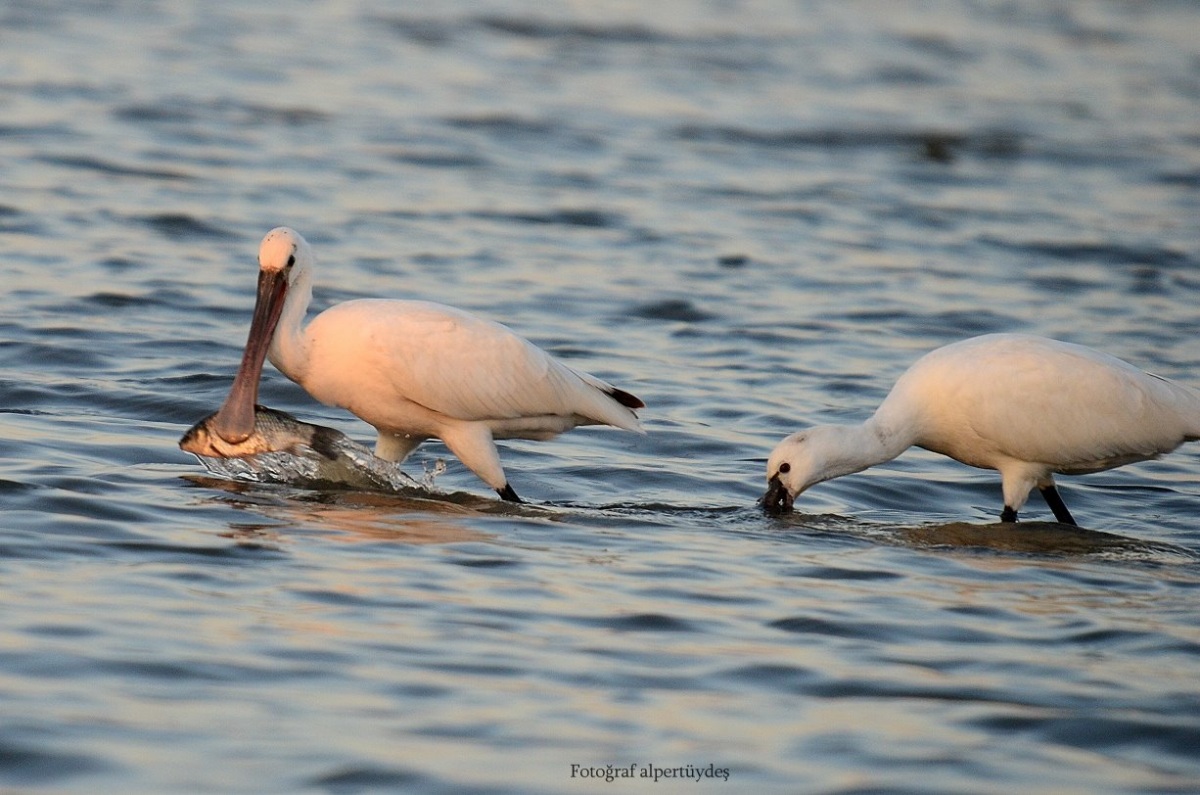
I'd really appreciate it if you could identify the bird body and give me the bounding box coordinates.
[764,334,1200,523]
[212,227,642,500]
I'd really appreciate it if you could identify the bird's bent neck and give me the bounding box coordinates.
[821,415,914,481]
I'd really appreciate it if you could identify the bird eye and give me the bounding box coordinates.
[286,254,296,268]
[778,462,791,474]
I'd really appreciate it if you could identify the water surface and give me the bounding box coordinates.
[2,1,1200,792]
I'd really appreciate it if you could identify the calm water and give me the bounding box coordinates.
[3,1,1200,792]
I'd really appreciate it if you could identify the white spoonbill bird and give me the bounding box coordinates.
[763,333,1200,524]
[211,227,644,501]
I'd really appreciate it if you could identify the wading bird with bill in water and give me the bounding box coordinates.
[210,227,644,502]
[763,334,1200,525]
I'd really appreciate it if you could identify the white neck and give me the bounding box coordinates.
[812,415,915,484]
[267,271,313,382]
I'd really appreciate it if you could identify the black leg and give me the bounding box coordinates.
[497,483,522,503]
[1000,506,1018,523]
[1039,484,1077,525]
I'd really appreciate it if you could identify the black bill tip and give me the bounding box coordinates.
[761,475,794,515]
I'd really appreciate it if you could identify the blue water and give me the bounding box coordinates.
[3,1,1200,792]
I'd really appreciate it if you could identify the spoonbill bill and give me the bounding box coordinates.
[763,333,1200,524]
[211,227,643,501]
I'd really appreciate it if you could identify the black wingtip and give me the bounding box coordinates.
[606,386,645,410]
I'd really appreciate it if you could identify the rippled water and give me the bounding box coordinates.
[3,1,1200,792]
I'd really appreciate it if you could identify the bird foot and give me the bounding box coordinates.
[497,484,523,503]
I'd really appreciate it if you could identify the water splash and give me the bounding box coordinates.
[189,432,423,493]
[419,459,447,490]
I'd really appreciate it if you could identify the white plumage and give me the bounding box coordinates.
[763,334,1200,524]
[212,227,643,501]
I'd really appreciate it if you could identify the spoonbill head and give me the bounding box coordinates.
[211,227,312,444]
[762,426,858,515]
[763,334,1200,524]
[212,227,644,501]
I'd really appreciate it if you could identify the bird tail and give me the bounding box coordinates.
[572,370,644,432]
